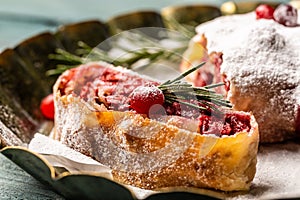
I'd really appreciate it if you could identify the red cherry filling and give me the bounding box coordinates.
[274,4,298,27]
[198,112,251,136]
[222,74,231,93]
[255,4,275,20]
[61,64,251,137]
[129,85,165,115]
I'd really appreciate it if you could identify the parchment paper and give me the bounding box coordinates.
[29,133,300,200]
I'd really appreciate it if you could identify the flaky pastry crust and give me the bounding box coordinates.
[52,62,259,191]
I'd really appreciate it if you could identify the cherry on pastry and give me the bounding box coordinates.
[255,4,275,19]
[129,85,165,115]
[273,4,298,27]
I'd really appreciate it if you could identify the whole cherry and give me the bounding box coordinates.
[129,85,165,115]
[273,4,298,27]
[40,94,55,120]
[255,4,275,19]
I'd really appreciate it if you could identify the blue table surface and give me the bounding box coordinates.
[0,0,287,199]
[0,0,224,51]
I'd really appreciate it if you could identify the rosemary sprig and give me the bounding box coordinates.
[46,21,230,112]
[163,17,196,39]
[46,49,85,76]
[47,28,191,76]
[161,62,205,85]
[158,62,232,112]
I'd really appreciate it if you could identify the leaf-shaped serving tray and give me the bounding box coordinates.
[1,1,300,199]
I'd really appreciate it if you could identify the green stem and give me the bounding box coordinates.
[160,62,206,85]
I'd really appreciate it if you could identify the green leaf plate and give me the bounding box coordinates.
[1,146,223,200]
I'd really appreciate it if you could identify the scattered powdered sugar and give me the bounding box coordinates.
[130,85,161,100]
[229,142,300,200]
[196,11,300,142]
[29,133,101,165]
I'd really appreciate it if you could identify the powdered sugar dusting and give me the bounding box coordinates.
[52,62,260,191]
[196,11,300,142]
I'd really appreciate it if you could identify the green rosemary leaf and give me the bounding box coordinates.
[165,95,208,111]
[159,82,193,90]
[204,82,225,89]
[47,27,191,76]
[161,62,205,85]
[46,25,230,113]
[163,17,196,39]
[49,49,84,64]
[46,65,75,76]
[157,62,232,113]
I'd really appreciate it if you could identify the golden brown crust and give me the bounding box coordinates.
[52,62,259,191]
[109,112,258,191]
[53,94,259,191]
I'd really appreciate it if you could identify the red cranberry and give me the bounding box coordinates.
[255,4,275,20]
[273,4,298,27]
[129,85,164,115]
[40,94,55,120]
